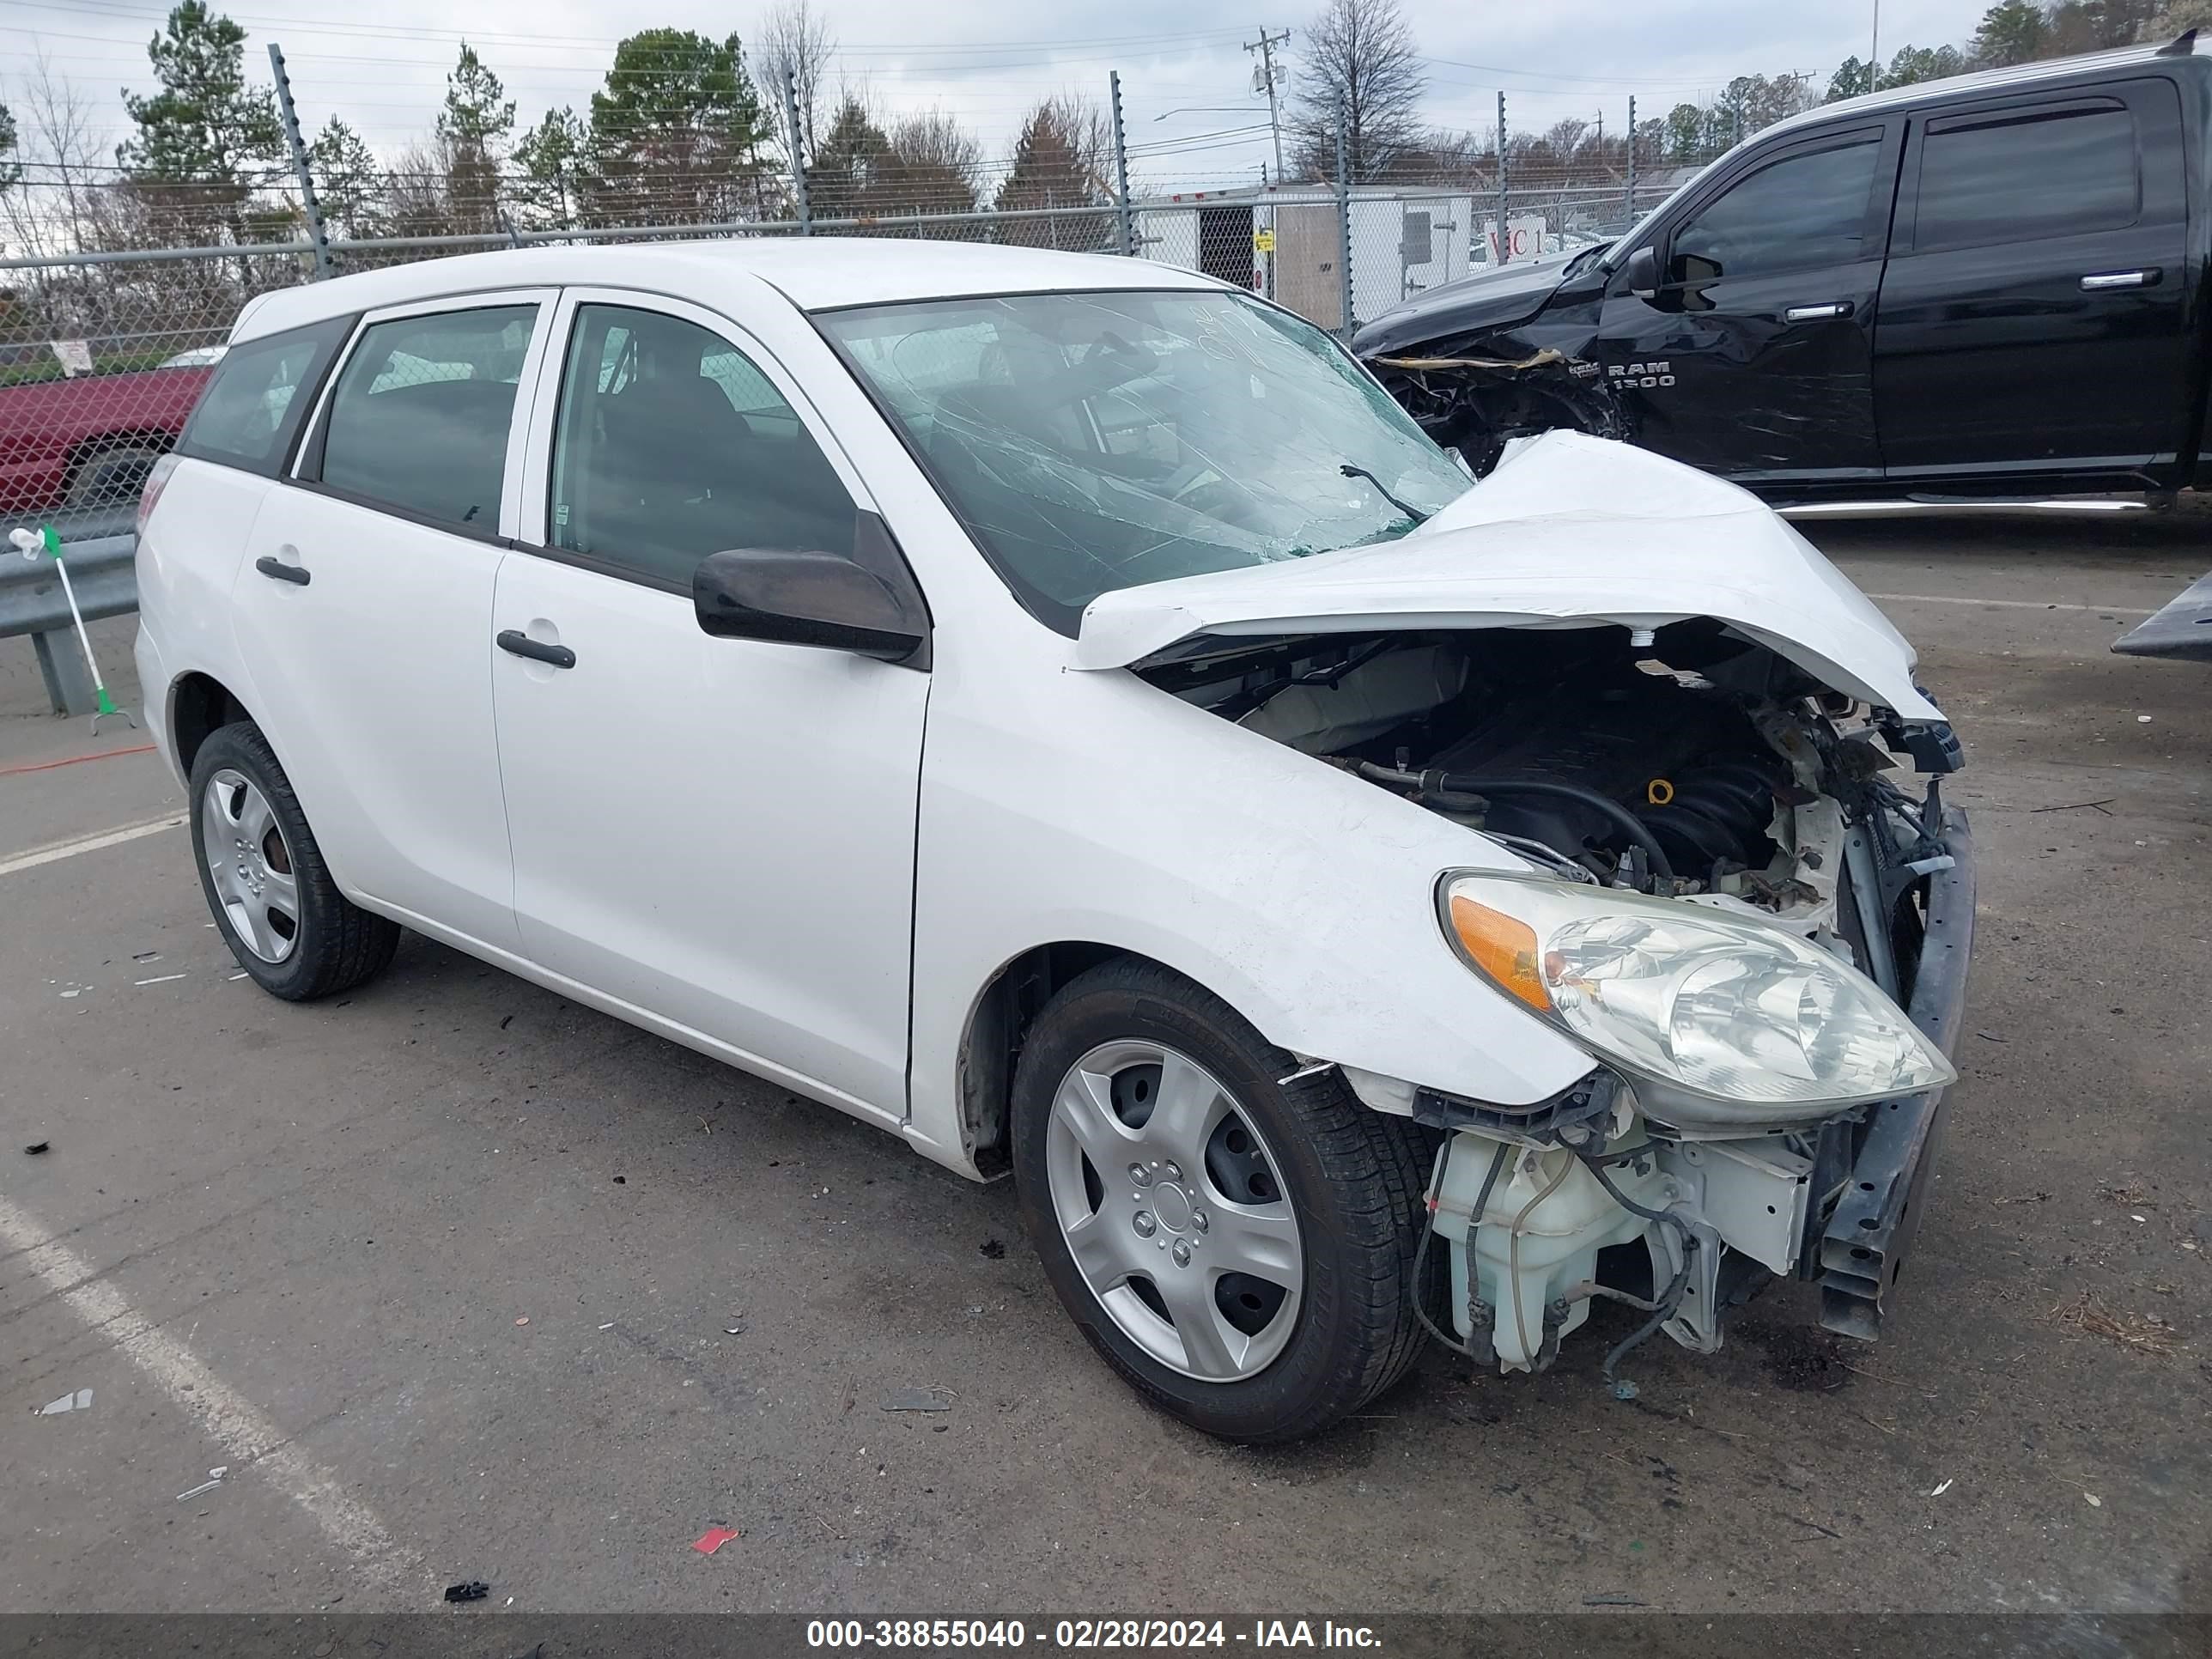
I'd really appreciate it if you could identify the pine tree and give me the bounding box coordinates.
[586,30,769,225]
[437,43,514,232]
[118,1,283,247]
[307,117,382,240]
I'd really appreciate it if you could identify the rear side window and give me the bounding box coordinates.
[313,305,537,532]
[175,316,350,474]
[546,304,858,589]
[1671,138,1881,283]
[1914,106,2137,251]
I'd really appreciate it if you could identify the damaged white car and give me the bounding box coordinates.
[135,243,1971,1444]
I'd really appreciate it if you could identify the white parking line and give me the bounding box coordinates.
[0,1193,435,1604]
[0,816,185,879]
[1864,592,2155,615]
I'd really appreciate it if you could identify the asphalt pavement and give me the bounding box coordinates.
[2,517,2208,1619]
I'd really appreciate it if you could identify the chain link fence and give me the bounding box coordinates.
[0,173,1685,539]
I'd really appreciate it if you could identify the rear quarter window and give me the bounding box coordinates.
[174,315,353,474]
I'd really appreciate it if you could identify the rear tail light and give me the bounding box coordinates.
[137,453,180,538]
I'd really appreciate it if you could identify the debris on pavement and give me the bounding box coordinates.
[691,1527,740,1555]
[1581,1594,1647,1607]
[883,1388,956,1413]
[23,1140,49,1155]
[36,1389,92,1414]
[175,1467,227,1500]
[443,1580,489,1603]
[979,1237,1006,1259]
[514,1317,529,1326]
[1993,1192,2051,1206]
[2051,1291,2181,1355]
[2085,1492,2103,1507]
[1929,1478,1954,1498]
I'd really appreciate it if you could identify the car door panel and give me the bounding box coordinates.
[492,291,927,1118]
[234,491,515,944]
[228,290,554,950]
[492,556,925,1114]
[1594,124,1898,483]
[1874,79,2189,479]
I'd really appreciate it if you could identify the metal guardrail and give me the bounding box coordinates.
[0,532,137,717]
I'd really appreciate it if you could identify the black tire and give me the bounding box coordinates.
[65,441,166,510]
[188,720,399,1001]
[1012,957,1431,1443]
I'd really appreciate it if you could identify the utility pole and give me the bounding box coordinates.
[1495,90,1509,266]
[1869,0,1881,91]
[1245,27,1291,181]
[267,42,331,279]
[1109,71,1135,258]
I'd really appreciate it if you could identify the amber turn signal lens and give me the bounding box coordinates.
[1448,893,1552,1012]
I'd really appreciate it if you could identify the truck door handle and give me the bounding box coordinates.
[496,629,575,669]
[2081,268,2158,291]
[254,555,310,586]
[1784,301,1853,322]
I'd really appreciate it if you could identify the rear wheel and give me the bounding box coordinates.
[1012,957,1430,1443]
[188,721,399,1001]
[65,441,167,510]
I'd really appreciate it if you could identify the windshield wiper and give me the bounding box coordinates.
[1339,463,1431,526]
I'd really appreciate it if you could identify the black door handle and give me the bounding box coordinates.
[496,629,576,669]
[254,556,310,586]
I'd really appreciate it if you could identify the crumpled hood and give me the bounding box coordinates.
[1351,250,1579,357]
[1073,431,1942,722]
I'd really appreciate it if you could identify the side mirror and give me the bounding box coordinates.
[694,547,927,664]
[1622,244,1659,300]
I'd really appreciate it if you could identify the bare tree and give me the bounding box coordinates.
[1,52,111,257]
[884,109,982,216]
[1288,0,1424,182]
[756,0,836,162]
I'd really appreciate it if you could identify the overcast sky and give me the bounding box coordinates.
[3,0,1994,186]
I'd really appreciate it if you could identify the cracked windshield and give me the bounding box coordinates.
[821,290,1470,628]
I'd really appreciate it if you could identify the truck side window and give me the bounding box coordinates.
[1913,106,2136,252]
[1670,139,1880,283]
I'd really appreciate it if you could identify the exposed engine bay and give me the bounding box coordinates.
[1139,615,1971,1386]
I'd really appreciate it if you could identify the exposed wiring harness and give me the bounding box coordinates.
[1410,1138,1508,1361]
[1571,1144,1700,1399]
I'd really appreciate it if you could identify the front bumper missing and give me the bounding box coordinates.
[1815,806,1975,1340]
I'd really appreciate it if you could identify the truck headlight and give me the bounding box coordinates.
[1441,872,1954,1110]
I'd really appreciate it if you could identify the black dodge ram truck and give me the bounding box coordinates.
[1356,34,2212,509]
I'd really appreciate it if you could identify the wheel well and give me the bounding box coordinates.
[172,672,253,776]
[958,941,1141,1177]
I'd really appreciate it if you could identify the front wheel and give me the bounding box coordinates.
[1012,958,1430,1443]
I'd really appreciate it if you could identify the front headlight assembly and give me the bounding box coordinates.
[1442,871,1954,1126]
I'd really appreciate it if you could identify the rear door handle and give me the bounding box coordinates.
[496,629,576,669]
[2081,268,2158,291]
[1784,301,1854,322]
[254,555,309,586]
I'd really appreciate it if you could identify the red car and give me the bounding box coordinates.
[0,358,216,521]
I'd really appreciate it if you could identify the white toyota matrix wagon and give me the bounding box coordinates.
[133,241,1972,1442]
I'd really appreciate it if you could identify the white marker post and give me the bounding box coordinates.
[11,525,136,733]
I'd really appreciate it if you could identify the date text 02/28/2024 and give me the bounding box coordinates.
[805,1620,1384,1649]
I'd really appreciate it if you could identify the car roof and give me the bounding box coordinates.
[1757,38,2200,146]
[232,238,1226,343]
